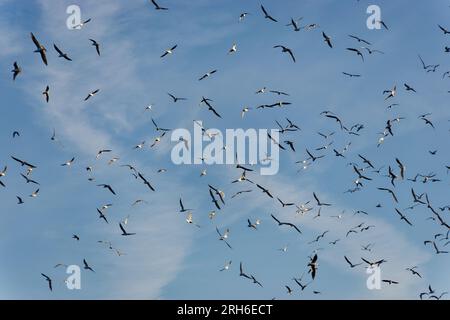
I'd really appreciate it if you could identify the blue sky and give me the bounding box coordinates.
[0,0,449,299]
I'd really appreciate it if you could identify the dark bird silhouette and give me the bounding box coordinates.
[12,61,21,80]
[150,0,168,10]
[260,5,277,22]
[89,39,100,56]
[271,214,302,234]
[31,32,48,65]
[83,259,95,272]
[97,184,116,195]
[120,222,136,236]
[53,44,72,61]
[273,45,296,62]
[41,273,52,291]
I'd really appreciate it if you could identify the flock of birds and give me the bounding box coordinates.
[3,1,450,299]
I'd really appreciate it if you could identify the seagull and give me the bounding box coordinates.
[277,197,294,207]
[241,106,251,119]
[378,187,398,203]
[247,218,260,230]
[0,166,6,178]
[378,20,389,30]
[53,44,72,61]
[361,258,387,268]
[260,5,277,22]
[137,172,155,191]
[97,184,116,195]
[120,222,136,236]
[250,275,263,287]
[273,45,296,62]
[404,83,416,93]
[61,157,75,167]
[12,61,21,80]
[313,192,331,206]
[168,92,186,103]
[17,196,24,204]
[239,262,251,279]
[200,97,222,118]
[161,45,177,58]
[209,189,221,210]
[96,149,112,159]
[186,212,200,228]
[20,173,39,185]
[41,273,52,291]
[308,254,318,279]
[348,35,371,45]
[179,198,192,213]
[150,0,168,10]
[220,261,232,272]
[383,85,396,100]
[228,43,237,54]
[271,90,290,96]
[285,285,293,295]
[41,86,50,103]
[395,158,406,179]
[151,118,171,132]
[344,256,362,268]
[286,18,302,31]
[30,189,39,198]
[73,18,91,29]
[396,207,414,226]
[322,32,333,48]
[96,208,109,223]
[231,190,252,198]
[271,214,302,234]
[382,280,399,285]
[199,69,217,81]
[361,46,384,55]
[83,259,95,272]
[239,12,249,22]
[31,32,48,65]
[438,24,450,34]
[346,48,364,61]
[89,39,100,56]
[406,267,422,278]
[342,72,361,78]
[11,156,36,169]
[256,184,274,199]
[84,89,100,101]
[216,227,232,249]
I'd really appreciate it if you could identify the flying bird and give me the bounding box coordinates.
[31,32,48,65]
[120,222,136,236]
[322,32,333,48]
[271,214,302,234]
[41,273,52,291]
[84,89,100,101]
[150,0,168,10]
[161,45,177,58]
[89,39,100,56]
[12,61,21,80]
[97,184,116,195]
[260,5,277,22]
[83,259,95,272]
[199,69,217,81]
[53,44,72,61]
[273,45,296,62]
[42,86,50,103]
